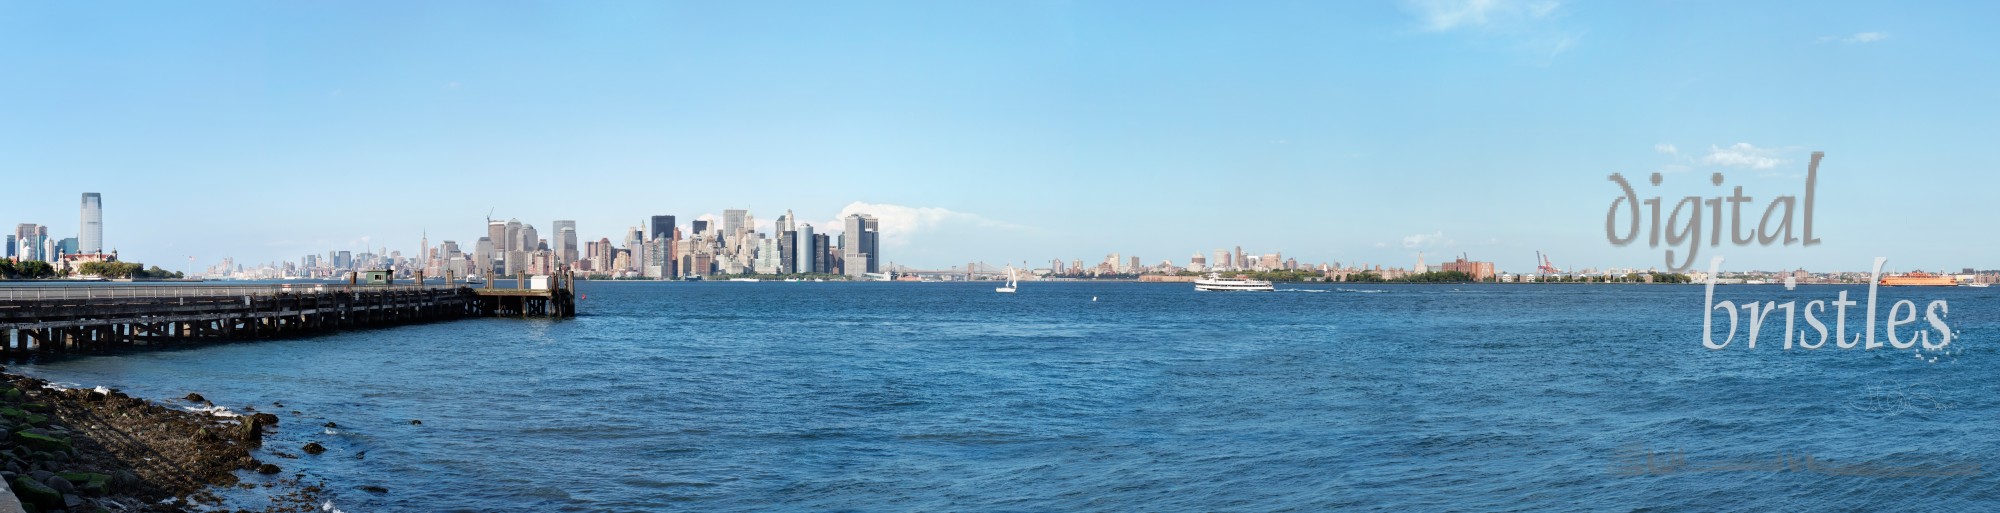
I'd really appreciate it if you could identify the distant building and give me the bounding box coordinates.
[553,220,578,265]
[473,237,494,276]
[794,224,815,274]
[1439,257,1496,282]
[842,213,880,277]
[649,215,675,241]
[14,224,44,262]
[79,193,103,254]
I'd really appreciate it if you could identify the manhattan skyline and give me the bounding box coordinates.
[3,2,1995,273]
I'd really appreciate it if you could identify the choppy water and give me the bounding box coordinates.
[12,282,2000,511]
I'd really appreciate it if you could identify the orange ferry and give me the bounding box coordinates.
[1879,270,1958,287]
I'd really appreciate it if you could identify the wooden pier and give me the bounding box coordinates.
[0,276,575,357]
[469,271,579,318]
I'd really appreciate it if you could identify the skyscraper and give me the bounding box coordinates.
[517,224,539,256]
[553,220,578,265]
[723,209,746,239]
[648,216,674,241]
[691,219,709,237]
[504,219,523,252]
[474,237,494,277]
[486,221,507,274]
[842,213,880,277]
[776,210,797,274]
[794,224,815,275]
[14,224,43,262]
[79,193,102,254]
[861,215,880,273]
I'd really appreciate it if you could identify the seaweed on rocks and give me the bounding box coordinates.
[0,371,327,512]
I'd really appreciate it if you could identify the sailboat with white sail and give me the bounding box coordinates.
[996,267,1018,293]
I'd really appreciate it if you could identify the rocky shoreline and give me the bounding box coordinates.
[0,370,324,512]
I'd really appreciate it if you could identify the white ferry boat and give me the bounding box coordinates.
[1194,273,1275,292]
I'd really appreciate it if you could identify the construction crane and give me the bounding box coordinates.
[1535,251,1561,275]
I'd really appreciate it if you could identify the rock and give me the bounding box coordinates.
[57,472,109,496]
[409,419,422,425]
[27,470,51,483]
[10,475,62,509]
[302,442,326,455]
[358,484,388,494]
[250,412,280,427]
[323,421,338,428]
[12,431,69,453]
[183,393,205,403]
[111,470,138,490]
[63,492,84,509]
[256,463,281,474]
[43,473,75,494]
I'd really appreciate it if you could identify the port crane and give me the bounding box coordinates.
[1535,251,1562,275]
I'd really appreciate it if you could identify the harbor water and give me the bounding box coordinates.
[12,281,2000,511]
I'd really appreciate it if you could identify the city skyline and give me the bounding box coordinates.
[4,2,1996,273]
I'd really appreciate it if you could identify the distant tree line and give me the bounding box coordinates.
[0,260,57,279]
[76,261,184,279]
[0,260,183,280]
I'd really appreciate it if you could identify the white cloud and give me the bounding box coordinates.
[823,202,1018,248]
[1701,143,1784,170]
[1405,0,1580,66]
[1406,0,1561,31]
[1821,32,1888,44]
[1654,143,1678,155]
[1401,231,1452,248]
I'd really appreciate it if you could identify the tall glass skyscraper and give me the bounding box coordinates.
[80,193,102,254]
[553,220,578,264]
[794,224,815,275]
[648,215,675,241]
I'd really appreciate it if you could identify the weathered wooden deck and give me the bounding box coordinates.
[0,279,574,357]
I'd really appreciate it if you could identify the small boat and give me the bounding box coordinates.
[996,267,1018,293]
[729,278,761,282]
[464,274,485,285]
[1194,273,1274,292]
[1962,282,1989,288]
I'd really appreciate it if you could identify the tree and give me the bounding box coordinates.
[15,261,55,279]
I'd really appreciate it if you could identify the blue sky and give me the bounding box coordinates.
[1,1,1994,273]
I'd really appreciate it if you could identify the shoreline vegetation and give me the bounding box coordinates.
[0,261,185,281]
[0,370,322,512]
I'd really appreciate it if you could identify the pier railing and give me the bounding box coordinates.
[0,284,451,301]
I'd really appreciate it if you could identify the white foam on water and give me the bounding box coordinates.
[322,499,347,513]
[183,405,241,418]
[1275,289,1330,293]
[1336,288,1389,294]
[324,427,340,435]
